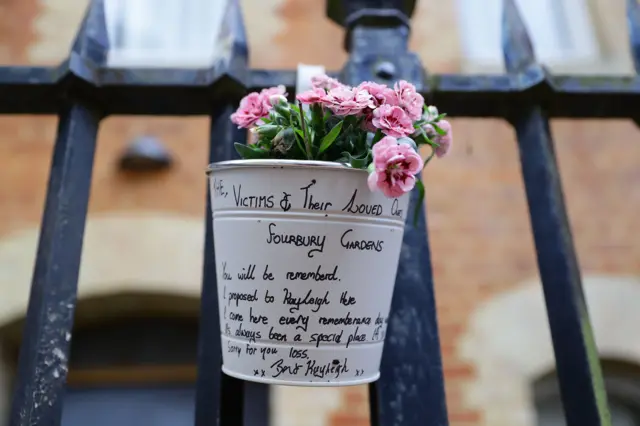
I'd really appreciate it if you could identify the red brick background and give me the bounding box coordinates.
[1,1,638,426]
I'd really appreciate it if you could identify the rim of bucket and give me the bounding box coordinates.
[206,159,365,175]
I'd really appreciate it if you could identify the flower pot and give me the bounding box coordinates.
[207,159,410,386]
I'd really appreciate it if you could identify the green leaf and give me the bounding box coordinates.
[311,103,324,132]
[297,102,313,160]
[274,102,291,117]
[290,104,301,115]
[294,128,305,140]
[274,115,287,126]
[416,128,437,147]
[293,131,307,158]
[432,123,448,136]
[412,179,425,227]
[318,121,344,154]
[340,150,370,169]
[255,138,272,149]
[372,129,384,145]
[234,142,271,159]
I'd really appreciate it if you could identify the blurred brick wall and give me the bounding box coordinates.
[0,1,638,426]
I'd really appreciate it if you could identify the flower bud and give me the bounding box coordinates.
[269,94,288,106]
[366,162,375,174]
[254,124,280,139]
[271,128,295,154]
[273,100,291,117]
[424,105,439,121]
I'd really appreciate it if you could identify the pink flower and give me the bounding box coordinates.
[389,80,424,121]
[367,136,424,198]
[260,85,287,109]
[311,74,344,90]
[322,86,375,116]
[230,85,288,128]
[433,120,453,158]
[357,82,395,132]
[296,87,326,105]
[371,105,415,138]
[230,92,271,128]
[357,81,396,107]
[422,120,453,157]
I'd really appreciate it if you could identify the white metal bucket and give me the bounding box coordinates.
[207,159,409,386]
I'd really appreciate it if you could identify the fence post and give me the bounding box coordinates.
[503,1,612,425]
[329,1,449,425]
[194,1,267,426]
[7,2,107,426]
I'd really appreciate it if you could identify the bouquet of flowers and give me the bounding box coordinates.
[230,74,452,221]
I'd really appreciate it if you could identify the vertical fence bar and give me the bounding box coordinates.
[9,103,101,426]
[196,105,237,426]
[370,189,447,426]
[242,382,270,425]
[502,1,611,426]
[8,4,107,425]
[195,1,270,425]
[332,1,448,424]
[202,111,270,426]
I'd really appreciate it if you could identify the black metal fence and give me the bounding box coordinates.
[1,0,638,425]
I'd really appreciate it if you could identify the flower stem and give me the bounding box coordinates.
[424,147,437,167]
[298,101,313,160]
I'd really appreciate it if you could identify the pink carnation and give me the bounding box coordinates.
[311,74,344,90]
[367,136,424,198]
[296,87,326,105]
[260,85,287,109]
[423,120,453,157]
[322,86,375,116]
[357,81,396,107]
[230,85,287,128]
[372,105,415,138]
[230,92,271,128]
[433,120,453,157]
[389,80,424,121]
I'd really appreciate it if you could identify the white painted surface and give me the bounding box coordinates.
[209,162,409,385]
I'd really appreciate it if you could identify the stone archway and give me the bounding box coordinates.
[459,275,640,426]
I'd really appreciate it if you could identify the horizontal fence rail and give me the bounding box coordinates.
[1,68,640,118]
[0,0,638,425]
